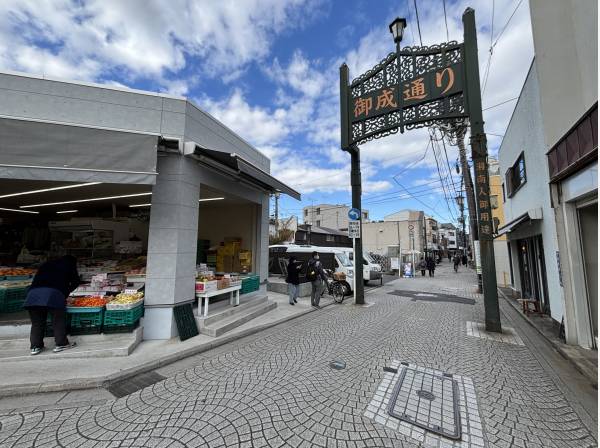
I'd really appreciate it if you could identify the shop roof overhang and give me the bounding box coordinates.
[184,143,301,201]
[495,208,543,237]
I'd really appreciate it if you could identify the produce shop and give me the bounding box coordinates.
[0,71,299,342]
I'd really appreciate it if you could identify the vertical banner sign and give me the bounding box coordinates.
[473,157,494,241]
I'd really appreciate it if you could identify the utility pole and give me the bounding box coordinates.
[463,8,501,332]
[456,127,482,292]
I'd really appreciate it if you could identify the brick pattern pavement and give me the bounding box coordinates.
[0,263,596,447]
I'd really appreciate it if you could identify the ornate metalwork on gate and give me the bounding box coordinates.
[345,41,469,146]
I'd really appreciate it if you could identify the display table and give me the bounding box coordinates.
[196,284,242,317]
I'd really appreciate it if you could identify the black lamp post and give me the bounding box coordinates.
[389,17,407,132]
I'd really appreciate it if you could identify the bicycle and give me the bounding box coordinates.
[322,269,346,303]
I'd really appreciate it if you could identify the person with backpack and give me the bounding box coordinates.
[286,255,303,305]
[306,251,327,308]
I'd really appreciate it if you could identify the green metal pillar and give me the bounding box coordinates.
[340,63,365,305]
[463,7,502,332]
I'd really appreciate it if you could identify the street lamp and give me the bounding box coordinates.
[389,17,407,43]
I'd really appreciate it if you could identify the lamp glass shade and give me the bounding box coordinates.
[389,17,407,43]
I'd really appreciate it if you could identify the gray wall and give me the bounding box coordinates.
[530,0,598,148]
[0,71,270,173]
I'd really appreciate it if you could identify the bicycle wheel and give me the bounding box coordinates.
[332,283,345,303]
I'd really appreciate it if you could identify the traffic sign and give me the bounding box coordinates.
[348,221,361,238]
[348,208,361,221]
[408,224,414,230]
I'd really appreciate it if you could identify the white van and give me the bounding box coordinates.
[269,245,354,293]
[337,248,383,285]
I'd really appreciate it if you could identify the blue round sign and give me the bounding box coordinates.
[348,208,361,221]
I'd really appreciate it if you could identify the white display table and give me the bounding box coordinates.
[195,284,242,317]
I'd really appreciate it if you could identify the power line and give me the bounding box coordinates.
[492,0,524,49]
[406,0,417,46]
[413,0,423,46]
[430,134,457,221]
[482,96,518,111]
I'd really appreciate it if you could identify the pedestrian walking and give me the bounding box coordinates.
[453,254,461,272]
[426,257,436,277]
[462,253,468,266]
[24,255,80,355]
[418,257,427,277]
[306,251,327,308]
[448,252,452,262]
[286,256,303,305]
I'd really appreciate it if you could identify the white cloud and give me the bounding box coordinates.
[200,89,290,146]
[0,0,323,88]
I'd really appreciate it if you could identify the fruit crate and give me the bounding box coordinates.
[103,320,140,334]
[67,307,104,334]
[103,301,144,331]
[0,285,28,313]
[240,274,260,295]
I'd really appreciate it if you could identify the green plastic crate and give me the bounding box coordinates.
[68,308,104,334]
[0,286,28,313]
[103,320,139,334]
[241,275,260,295]
[103,302,144,329]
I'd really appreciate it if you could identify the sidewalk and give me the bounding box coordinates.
[0,291,333,397]
[0,262,596,448]
[499,286,598,386]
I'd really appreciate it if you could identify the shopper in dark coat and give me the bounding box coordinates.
[286,256,303,305]
[426,257,436,277]
[24,255,80,355]
[418,258,427,277]
[307,251,327,308]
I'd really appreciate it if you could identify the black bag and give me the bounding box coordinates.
[306,260,317,281]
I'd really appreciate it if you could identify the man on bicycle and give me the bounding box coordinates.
[306,251,327,308]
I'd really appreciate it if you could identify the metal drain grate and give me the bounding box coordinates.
[107,371,166,398]
[387,367,461,440]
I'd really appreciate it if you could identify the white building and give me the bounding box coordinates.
[362,210,425,261]
[498,61,562,324]
[529,0,598,348]
[303,204,368,231]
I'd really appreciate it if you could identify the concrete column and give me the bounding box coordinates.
[144,155,200,340]
[258,194,269,287]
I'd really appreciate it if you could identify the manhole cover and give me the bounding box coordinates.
[387,367,461,440]
[329,360,346,370]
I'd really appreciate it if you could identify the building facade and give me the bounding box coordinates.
[529,0,598,348]
[362,210,425,262]
[0,71,299,340]
[294,225,351,248]
[303,204,368,231]
[488,158,512,287]
[498,61,562,324]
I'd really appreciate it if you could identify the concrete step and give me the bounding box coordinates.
[0,326,143,361]
[200,293,268,326]
[197,298,277,337]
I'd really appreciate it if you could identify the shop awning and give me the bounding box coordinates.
[184,143,301,200]
[496,208,543,237]
[0,118,158,184]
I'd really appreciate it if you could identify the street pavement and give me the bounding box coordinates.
[0,262,597,447]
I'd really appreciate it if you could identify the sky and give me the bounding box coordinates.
[0,0,534,225]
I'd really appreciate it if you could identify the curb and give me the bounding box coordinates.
[498,288,597,386]
[0,298,341,398]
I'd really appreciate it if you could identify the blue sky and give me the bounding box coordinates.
[0,0,534,224]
